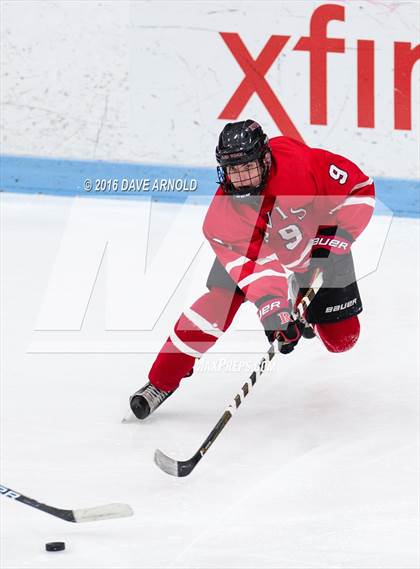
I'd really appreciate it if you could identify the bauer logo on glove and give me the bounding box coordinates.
[255,296,305,354]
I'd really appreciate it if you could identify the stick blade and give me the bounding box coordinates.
[154,449,180,476]
[73,503,134,523]
[154,449,200,477]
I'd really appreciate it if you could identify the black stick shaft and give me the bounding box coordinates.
[155,271,324,477]
[197,343,276,457]
[191,271,323,462]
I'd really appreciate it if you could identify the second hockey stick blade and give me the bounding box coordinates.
[71,503,133,522]
[1,484,134,522]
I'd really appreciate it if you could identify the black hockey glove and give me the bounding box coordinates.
[256,296,305,354]
[293,226,362,325]
[307,226,355,289]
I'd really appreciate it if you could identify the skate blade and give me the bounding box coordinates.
[121,409,137,423]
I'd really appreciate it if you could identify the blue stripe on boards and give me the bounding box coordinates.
[0,154,418,217]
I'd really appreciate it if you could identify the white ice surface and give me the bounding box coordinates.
[1,193,419,569]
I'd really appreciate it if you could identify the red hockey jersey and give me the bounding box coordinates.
[203,136,375,304]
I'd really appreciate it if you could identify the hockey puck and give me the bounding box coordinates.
[45,542,65,552]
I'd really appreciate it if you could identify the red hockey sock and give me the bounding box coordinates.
[316,316,360,353]
[149,288,244,391]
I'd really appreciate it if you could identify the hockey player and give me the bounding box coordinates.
[130,120,375,419]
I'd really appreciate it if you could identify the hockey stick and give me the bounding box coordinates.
[0,484,134,522]
[154,269,324,477]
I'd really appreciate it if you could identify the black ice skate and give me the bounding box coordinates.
[129,382,175,420]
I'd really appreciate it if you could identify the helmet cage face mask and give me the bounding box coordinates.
[215,120,270,197]
[216,155,270,197]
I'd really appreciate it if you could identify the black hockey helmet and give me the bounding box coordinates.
[215,120,270,197]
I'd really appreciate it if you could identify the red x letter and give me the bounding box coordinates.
[218,33,304,142]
